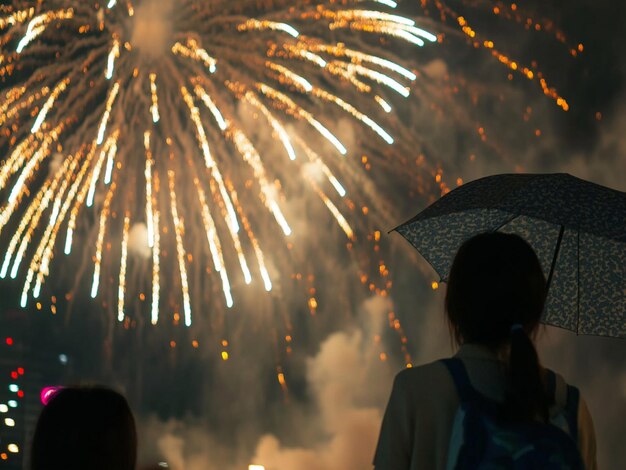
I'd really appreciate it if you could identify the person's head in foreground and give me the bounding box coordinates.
[445,231,548,421]
[31,386,137,470]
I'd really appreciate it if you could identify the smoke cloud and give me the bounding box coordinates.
[138,416,231,470]
[251,297,394,470]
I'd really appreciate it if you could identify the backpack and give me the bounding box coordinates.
[442,358,585,470]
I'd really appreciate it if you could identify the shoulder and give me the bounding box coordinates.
[393,360,457,401]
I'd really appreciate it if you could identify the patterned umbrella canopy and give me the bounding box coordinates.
[394,173,626,338]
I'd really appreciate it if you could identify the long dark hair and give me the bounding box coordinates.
[31,386,137,470]
[445,232,548,421]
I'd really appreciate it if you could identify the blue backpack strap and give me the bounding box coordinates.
[441,358,479,403]
[545,370,579,443]
[565,385,580,443]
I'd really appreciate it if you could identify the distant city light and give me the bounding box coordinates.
[8,384,19,393]
[58,354,69,365]
[0,404,8,413]
[7,443,19,453]
[4,418,15,427]
[8,400,18,408]
[41,386,63,405]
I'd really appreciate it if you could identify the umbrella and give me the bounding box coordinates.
[394,173,626,338]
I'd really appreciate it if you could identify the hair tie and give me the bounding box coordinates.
[510,323,524,334]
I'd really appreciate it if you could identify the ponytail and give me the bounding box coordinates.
[506,324,548,422]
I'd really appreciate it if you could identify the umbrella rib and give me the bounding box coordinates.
[576,229,580,335]
[492,213,520,233]
[546,225,565,293]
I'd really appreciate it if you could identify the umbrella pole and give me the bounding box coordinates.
[546,225,565,291]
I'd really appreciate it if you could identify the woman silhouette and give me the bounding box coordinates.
[373,232,596,469]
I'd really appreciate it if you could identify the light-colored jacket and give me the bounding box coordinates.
[373,344,597,470]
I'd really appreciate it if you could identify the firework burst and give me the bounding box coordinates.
[0,1,440,327]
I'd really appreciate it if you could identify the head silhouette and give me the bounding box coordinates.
[445,232,549,421]
[445,231,546,345]
[31,386,137,470]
